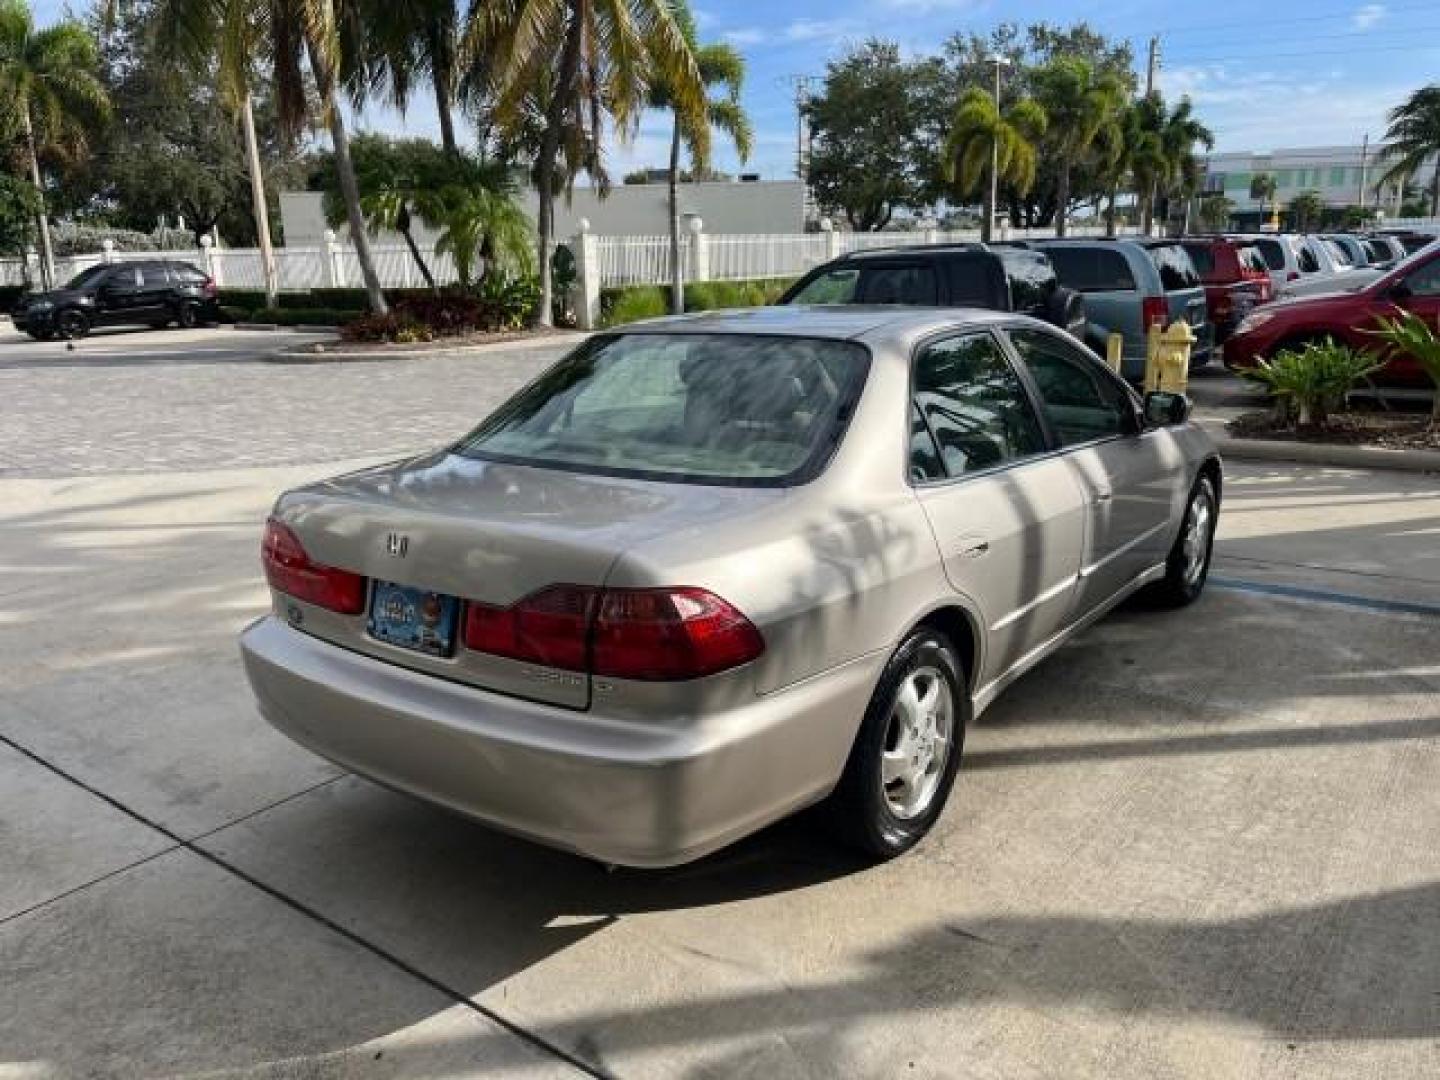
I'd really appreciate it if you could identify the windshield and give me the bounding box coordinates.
[64,264,109,289]
[455,333,871,486]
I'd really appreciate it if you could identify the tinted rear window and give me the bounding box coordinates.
[1180,243,1215,277]
[170,263,208,284]
[994,250,1055,312]
[456,334,870,487]
[1043,247,1137,293]
[1146,245,1200,290]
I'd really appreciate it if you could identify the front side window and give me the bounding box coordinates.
[911,333,1045,478]
[1253,239,1286,271]
[1296,242,1320,274]
[1008,328,1134,447]
[457,333,870,486]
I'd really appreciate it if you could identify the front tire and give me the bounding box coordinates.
[55,308,89,340]
[175,302,200,329]
[828,628,968,860]
[1149,475,1217,608]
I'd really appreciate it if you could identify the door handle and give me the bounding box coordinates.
[958,539,990,559]
[1094,489,1114,504]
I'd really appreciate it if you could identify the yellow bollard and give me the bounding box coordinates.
[1146,320,1196,394]
[1105,333,1124,374]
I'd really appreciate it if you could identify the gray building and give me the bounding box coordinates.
[1202,144,1438,220]
[280,179,807,246]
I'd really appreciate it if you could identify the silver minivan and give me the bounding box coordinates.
[1030,238,1211,381]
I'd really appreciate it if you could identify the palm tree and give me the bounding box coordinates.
[0,0,109,289]
[1289,189,1325,232]
[468,0,702,326]
[1156,97,1212,232]
[1131,94,1212,235]
[143,0,389,313]
[1379,85,1440,217]
[1033,57,1124,237]
[941,86,1046,244]
[1250,173,1278,228]
[1096,100,1148,236]
[649,2,751,312]
[365,0,463,154]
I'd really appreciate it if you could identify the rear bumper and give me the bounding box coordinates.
[239,616,882,867]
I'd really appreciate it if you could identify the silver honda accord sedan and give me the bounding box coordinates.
[240,307,1220,867]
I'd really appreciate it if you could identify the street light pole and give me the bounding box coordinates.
[987,55,1009,244]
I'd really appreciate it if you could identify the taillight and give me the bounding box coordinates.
[1287,270,1300,281]
[1142,296,1168,331]
[203,278,217,298]
[463,585,595,670]
[462,585,763,681]
[261,518,366,614]
[593,588,764,681]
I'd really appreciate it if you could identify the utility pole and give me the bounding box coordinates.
[780,74,817,221]
[986,55,1011,244]
[1145,36,1160,97]
[1358,132,1370,212]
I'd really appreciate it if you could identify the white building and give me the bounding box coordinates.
[1202,145,1438,217]
[280,179,807,246]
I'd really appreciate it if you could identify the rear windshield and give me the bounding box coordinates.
[1145,244,1201,290]
[1180,243,1216,277]
[455,334,870,487]
[1043,247,1137,293]
[1252,238,1286,270]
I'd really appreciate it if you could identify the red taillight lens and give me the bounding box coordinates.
[462,585,763,681]
[463,585,596,671]
[593,588,764,681]
[203,278,217,298]
[261,519,366,614]
[1142,296,1168,331]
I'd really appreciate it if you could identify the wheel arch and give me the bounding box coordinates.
[910,603,981,695]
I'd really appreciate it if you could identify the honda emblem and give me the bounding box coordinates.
[385,532,409,558]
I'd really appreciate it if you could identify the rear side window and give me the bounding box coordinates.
[911,332,1045,477]
[1146,245,1200,290]
[1253,239,1286,270]
[457,333,870,487]
[1044,247,1137,293]
[1180,244,1215,278]
[171,263,208,284]
[787,267,859,304]
[856,264,938,306]
[998,251,1056,313]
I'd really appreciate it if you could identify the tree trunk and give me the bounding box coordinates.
[434,63,457,154]
[240,95,279,307]
[396,206,437,291]
[1055,160,1071,237]
[1105,180,1118,237]
[307,39,388,315]
[531,14,585,328]
[980,177,993,244]
[668,116,683,314]
[1141,183,1155,236]
[1431,166,1440,219]
[22,107,54,291]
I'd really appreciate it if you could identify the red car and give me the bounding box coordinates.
[1226,242,1440,388]
[1180,237,1272,342]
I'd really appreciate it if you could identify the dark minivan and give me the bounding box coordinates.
[12,259,219,340]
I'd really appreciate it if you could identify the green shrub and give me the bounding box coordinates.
[1242,339,1383,427]
[339,277,541,343]
[1368,310,1440,422]
[601,277,796,327]
[218,289,269,311]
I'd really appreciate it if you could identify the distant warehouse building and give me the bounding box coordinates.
[1202,145,1438,228]
[280,178,807,247]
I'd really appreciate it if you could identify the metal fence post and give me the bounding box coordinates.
[572,219,602,331]
[100,239,116,265]
[821,218,842,260]
[324,229,344,288]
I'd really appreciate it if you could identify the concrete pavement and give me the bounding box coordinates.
[3,338,1440,1078]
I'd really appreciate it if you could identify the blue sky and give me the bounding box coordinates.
[39,0,1440,180]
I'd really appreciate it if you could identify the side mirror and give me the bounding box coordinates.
[1143,390,1191,428]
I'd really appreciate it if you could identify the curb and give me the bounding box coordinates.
[1212,433,1440,473]
[264,331,587,363]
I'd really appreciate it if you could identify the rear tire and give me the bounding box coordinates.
[55,308,89,340]
[1148,475,1217,608]
[1045,287,1086,338]
[827,628,968,860]
[175,302,199,329]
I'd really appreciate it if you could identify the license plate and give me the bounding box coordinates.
[367,581,459,657]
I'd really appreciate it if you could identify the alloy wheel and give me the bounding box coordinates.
[880,665,954,820]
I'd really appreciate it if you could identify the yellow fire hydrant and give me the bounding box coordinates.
[1144,320,1196,395]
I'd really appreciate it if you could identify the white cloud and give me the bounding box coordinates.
[722,28,766,46]
[783,18,860,44]
[1351,3,1386,29]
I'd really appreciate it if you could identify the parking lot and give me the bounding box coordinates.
[3,334,1439,1078]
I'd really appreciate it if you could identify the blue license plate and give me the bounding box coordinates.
[367,581,459,657]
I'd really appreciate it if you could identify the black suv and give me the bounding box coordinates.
[12,259,219,340]
[778,244,1087,337]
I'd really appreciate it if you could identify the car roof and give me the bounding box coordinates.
[831,243,989,260]
[615,304,1021,344]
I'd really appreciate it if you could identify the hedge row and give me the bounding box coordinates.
[599,277,796,328]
